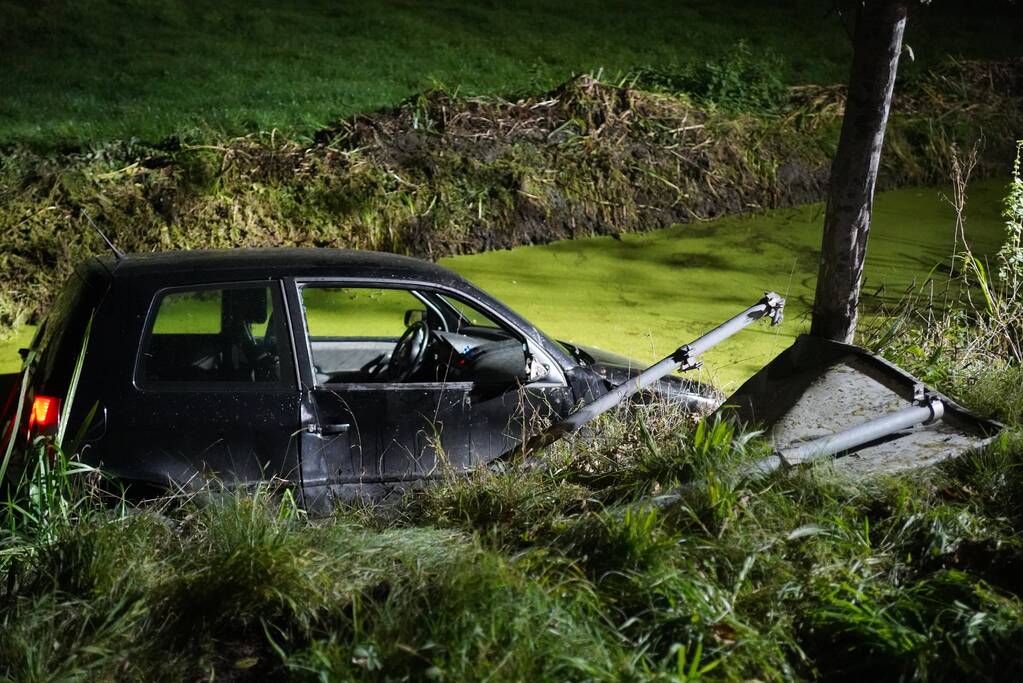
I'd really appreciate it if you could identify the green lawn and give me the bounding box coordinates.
[1,0,1017,147]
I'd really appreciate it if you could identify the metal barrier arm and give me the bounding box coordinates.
[519,292,785,456]
[650,393,946,508]
[749,394,945,476]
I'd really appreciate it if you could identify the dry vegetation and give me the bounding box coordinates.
[2,57,1023,683]
[1,59,1020,334]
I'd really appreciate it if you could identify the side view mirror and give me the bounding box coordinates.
[468,342,531,386]
[404,309,427,327]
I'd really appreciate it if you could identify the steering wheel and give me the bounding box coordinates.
[388,320,431,381]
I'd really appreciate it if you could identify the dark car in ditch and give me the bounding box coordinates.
[1,249,715,507]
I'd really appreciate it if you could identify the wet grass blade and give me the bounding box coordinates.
[57,311,94,449]
[0,350,33,487]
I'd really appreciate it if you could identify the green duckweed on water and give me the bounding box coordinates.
[0,180,1007,387]
[0,326,34,375]
[442,179,1007,389]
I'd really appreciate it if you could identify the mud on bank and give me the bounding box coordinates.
[0,59,1020,331]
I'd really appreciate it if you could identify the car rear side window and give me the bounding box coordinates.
[139,284,289,386]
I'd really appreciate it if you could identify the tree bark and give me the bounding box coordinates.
[810,0,908,342]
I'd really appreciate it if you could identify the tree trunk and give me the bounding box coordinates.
[810,0,908,342]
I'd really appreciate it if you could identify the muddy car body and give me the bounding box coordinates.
[2,249,713,506]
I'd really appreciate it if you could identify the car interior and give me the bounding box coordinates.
[140,286,282,384]
[140,284,539,387]
[301,286,532,386]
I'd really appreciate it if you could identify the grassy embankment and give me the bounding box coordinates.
[2,57,1020,378]
[2,161,1023,679]
[2,3,1019,379]
[1,0,1018,147]
[1,3,1019,377]
[3,2,1023,678]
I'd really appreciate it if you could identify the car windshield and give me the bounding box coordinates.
[434,294,502,332]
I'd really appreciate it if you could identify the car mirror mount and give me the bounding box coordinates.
[525,351,548,383]
[404,309,427,327]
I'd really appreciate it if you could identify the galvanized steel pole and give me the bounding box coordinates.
[519,292,785,455]
[749,396,945,476]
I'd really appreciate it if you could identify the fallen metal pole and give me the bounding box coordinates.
[650,395,947,508]
[519,292,785,455]
[748,396,945,476]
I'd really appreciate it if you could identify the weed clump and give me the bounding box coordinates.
[632,41,788,113]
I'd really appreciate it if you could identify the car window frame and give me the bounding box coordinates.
[428,292,503,332]
[292,277,566,390]
[134,280,299,393]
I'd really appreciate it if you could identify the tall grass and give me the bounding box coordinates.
[3,150,1023,680]
[3,406,1023,680]
[863,142,1023,423]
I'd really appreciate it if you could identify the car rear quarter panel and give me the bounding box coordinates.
[73,273,303,489]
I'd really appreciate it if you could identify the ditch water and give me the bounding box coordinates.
[0,179,1009,389]
[442,179,1008,389]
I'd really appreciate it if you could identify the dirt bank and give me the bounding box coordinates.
[0,59,1020,330]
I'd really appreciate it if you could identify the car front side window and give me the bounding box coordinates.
[300,285,530,387]
[301,286,427,385]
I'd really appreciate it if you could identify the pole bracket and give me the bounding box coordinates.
[761,291,785,326]
[671,344,704,372]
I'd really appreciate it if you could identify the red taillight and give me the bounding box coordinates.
[28,395,60,433]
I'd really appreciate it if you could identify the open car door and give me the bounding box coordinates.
[291,281,571,508]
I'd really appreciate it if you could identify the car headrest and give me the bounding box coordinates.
[224,288,268,325]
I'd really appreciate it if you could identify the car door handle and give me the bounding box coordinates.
[319,423,351,435]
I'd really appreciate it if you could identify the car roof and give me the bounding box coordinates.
[81,247,575,370]
[100,248,466,285]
